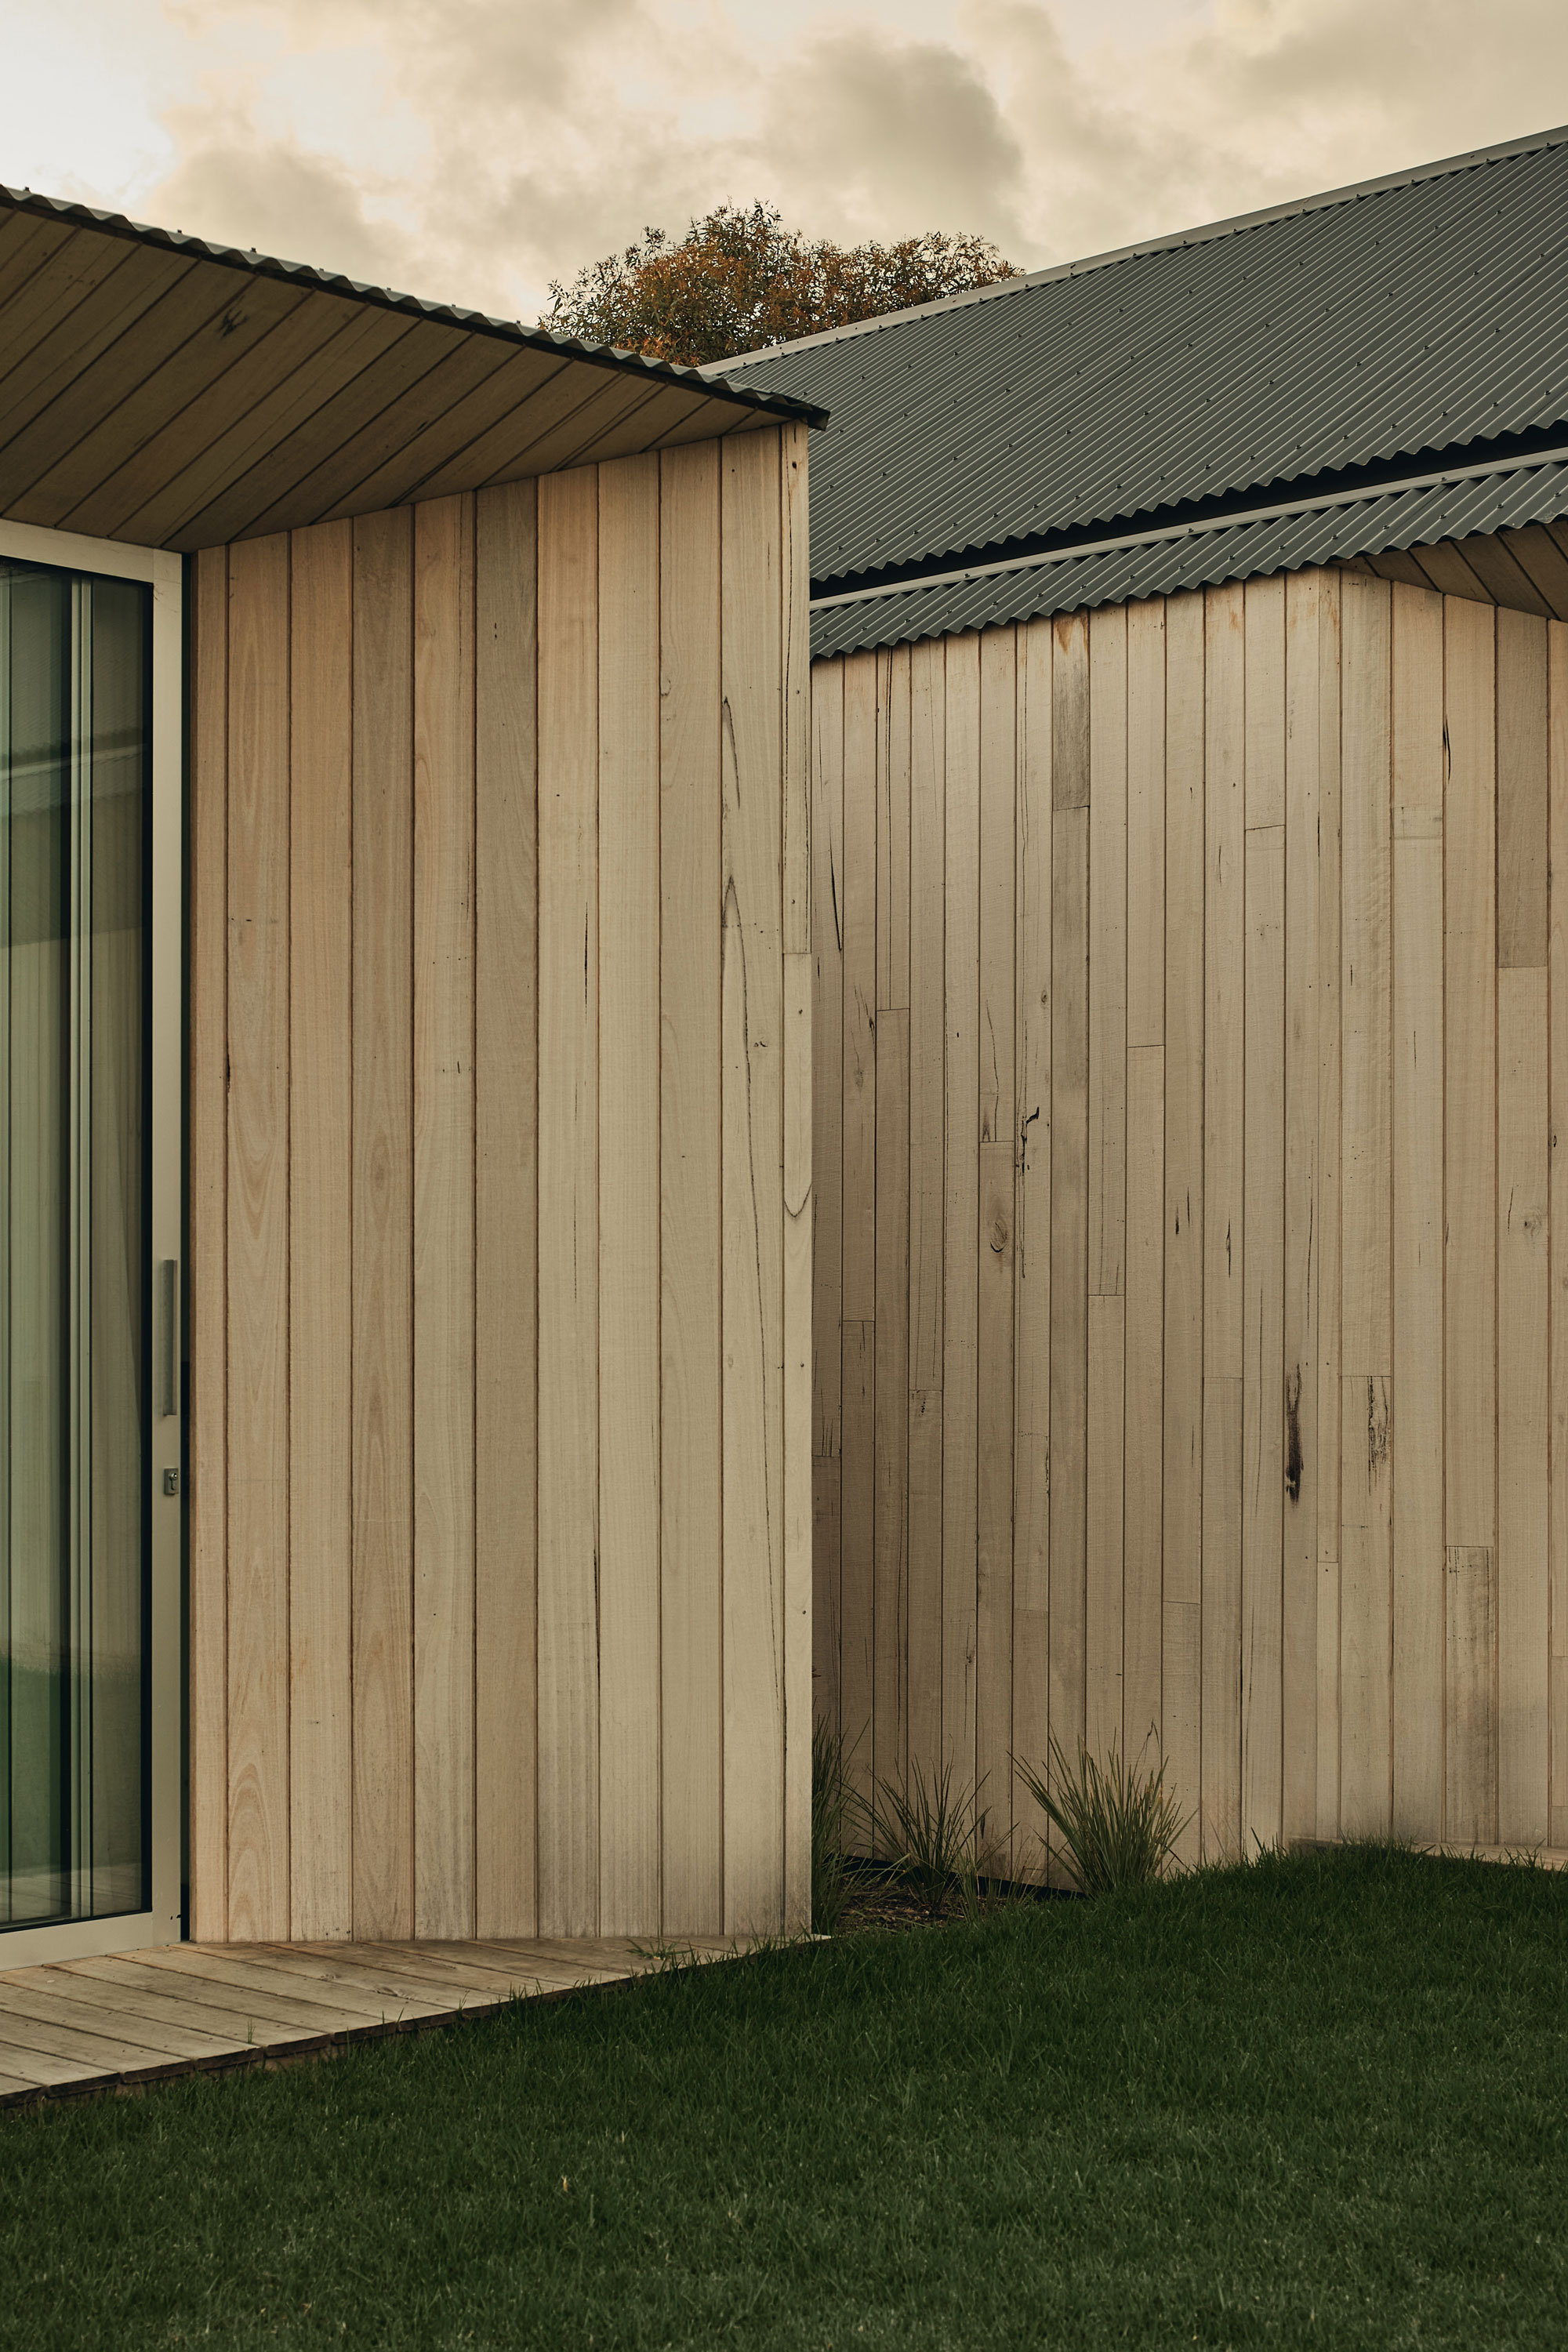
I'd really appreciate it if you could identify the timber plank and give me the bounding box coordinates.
[55,1957,374,2040]
[536,466,601,1937]
[942,633,982,1795]
[0,2003,199,2080]
[840,649,877,1809]
[134,309,416,548]
[269,1944,547,2002]
[1551,621,1568,1850]
[1048,777,1090,1864]
[412,494,478,1941]
[289,517,354,1940]
[474,478,539,1940]
[20,274,310,530]
[1124,1044,1164,1768]
[1011,619,1051,1863]
[1389,582,1445,1842]
[1202,583,1246,1857]
[0,1978,245,2064]
[0,233,148,416]
[1087,605,1127,1763]
[1338,575,1393,1838]
[262,338,517,535]
[1087,605,1128,1306]
[189,546,230,1941]
[351,507,416,1940]
[1242,822,1285,1850]
[1315,573,1345,1846]
[462,1936,641,1976]
[1163,590,1205,1864]
[659,441,724,1933]
[876,648,913,1808]
[321,346,566,519]
[226,532,292,1940]
[1086,1294,1126,1762]
[8,1964,272,2053]
[977,627,1016,1849]
[597,452,662,1936]
[720,429,786,1935]
[410,364,602,503]
[875,1006,911,1806]
[497,376,664,484]
[1123,602,1165,1777]
[1202,1380,1243,1859]
[1282,572,1321,1846]
[0,255,220,503]
[1498,611,1550,967]
[1242,581,1286,1852]
[1447,1547,1497,1842]
[1497,968,1550,1846]
[784,935,815,1929]
[1444,595,1498,1845]
[130,1946,446,2026]
[180,318,460,546]
[782,423,814,1933]
[811,658,846,1742]
[908,638,946,1788]
[1048,615,1091,1813]
[0,2038,115,2092]
[1127,599,1166,1051]
[1498,524,1568,621]
[71,292,362,540]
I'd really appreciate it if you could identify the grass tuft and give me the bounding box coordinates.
[1015,1732,1189,1894]
[811,1715,859,1933]
[872,1759,995,1918]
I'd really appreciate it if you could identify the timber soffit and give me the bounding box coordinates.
[0,186,826,552]
[713,120,1568,619]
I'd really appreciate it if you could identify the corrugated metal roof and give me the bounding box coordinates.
[810,459,1568,661]
[0,187,825,551]
[722,125,1568,590]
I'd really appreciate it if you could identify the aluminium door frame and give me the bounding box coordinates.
[0,517,183,1965]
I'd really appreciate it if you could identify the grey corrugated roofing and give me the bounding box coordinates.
[810,459,1568,660]
[0,186,825,551]
[720,124,1568,592]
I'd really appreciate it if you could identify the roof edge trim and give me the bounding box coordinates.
[709,117,1568,373]
[0,183,829,429]
[810,443,1568,610]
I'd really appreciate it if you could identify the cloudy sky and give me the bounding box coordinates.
[3,0,1567,325]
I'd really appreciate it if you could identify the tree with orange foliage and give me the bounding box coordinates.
[539,201,1018,368]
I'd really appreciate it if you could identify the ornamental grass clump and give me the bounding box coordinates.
[1016,1735,1189,1896]
[873,1759,992,1919]
[811,1716,860,1933]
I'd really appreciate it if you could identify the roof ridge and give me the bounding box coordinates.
[708,117,1568,373]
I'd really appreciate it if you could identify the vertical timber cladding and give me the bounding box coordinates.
[188,423,812,1943]
[811,568,1568,1868]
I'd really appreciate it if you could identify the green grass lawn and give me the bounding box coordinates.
[3,1846,1566,2349]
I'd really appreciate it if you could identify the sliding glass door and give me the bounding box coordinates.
[0,557,149,1933]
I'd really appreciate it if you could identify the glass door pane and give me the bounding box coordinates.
[0,559,147,1931]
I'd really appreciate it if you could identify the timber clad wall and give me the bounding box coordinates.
[190,425,812,1944]
[813,569,1568,1868]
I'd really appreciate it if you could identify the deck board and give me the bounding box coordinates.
[0,1935,745,2107]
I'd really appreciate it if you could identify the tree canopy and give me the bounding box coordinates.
[539,201,1019,369]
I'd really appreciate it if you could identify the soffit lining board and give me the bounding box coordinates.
[0,191,824,551]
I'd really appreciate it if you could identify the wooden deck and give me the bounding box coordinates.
[0,1934,742,2109]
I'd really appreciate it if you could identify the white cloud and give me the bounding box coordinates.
[2,0,1565,322]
